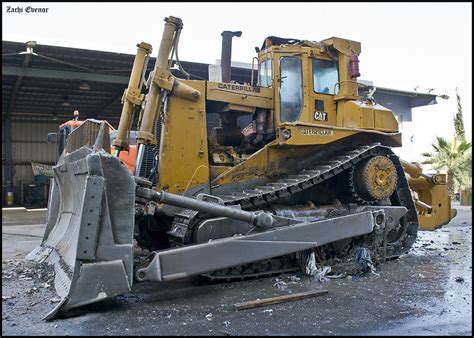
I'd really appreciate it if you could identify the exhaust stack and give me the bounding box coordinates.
[220,31,242,83]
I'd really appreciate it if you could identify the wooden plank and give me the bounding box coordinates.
[233,289,328,311]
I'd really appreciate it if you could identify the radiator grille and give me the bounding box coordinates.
[138,112,163,184]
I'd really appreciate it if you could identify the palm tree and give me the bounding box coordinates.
[421,136,472,198]
[454,88,466,142]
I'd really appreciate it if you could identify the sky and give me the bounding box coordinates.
[2,2,472,161]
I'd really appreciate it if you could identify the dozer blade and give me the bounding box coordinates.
[26,144,135,320]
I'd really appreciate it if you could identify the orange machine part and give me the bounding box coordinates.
[112,145,137,174]
[60,120,83,128]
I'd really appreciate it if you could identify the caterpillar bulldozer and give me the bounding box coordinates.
[27,16,457,319]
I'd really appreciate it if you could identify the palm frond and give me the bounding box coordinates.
[436,136,449,151]
[421,135,472,188]
[457,142,472,154]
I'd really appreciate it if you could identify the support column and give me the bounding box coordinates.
[3,115,13,200]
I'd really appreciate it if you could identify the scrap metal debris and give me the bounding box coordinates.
[273,280,289,291]
[314,265,332,282]
[305,252,319,277]
[289,275,300,282]
[353,247,379,276]
[305,252,344,281]
[273,274,303,291]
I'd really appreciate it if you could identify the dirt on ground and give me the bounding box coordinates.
[2,205,472,336]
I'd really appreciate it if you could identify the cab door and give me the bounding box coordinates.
[308,57,339,126]
[276,55,305,125]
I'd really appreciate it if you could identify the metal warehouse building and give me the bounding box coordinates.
[2,40,438,207]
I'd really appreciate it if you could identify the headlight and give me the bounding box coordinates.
[281,129,291,140]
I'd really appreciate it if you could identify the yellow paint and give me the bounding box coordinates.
[211,142,320,188]
[157,80,209,194]
[363,156,398,200]
[337,101,399,131]
[207,82,273,109]
[132,24,454,233]
[406,173,456,230]
[276,123,401,146]
[212,145,271,187]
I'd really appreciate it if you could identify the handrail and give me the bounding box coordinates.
[251,57,258,86]
[332,80,369,96]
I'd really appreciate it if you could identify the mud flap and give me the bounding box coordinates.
[26,146,135,320]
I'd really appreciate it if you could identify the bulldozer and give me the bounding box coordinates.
[27,16,457,319]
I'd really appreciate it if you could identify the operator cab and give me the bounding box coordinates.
[256,36,362,130]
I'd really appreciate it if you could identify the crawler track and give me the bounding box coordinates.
[169,144,419,280]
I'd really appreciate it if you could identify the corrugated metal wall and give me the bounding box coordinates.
[2,118,59,187]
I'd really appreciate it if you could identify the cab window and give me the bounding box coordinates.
[258,59,272,87]
[313,59,339,95]
[280,57,303,122]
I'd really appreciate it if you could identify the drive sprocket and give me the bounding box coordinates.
[350,155,398,203]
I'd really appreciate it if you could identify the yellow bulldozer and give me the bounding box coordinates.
[27,16,456,319]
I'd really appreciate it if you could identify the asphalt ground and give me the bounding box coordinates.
[2,204,472,336]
